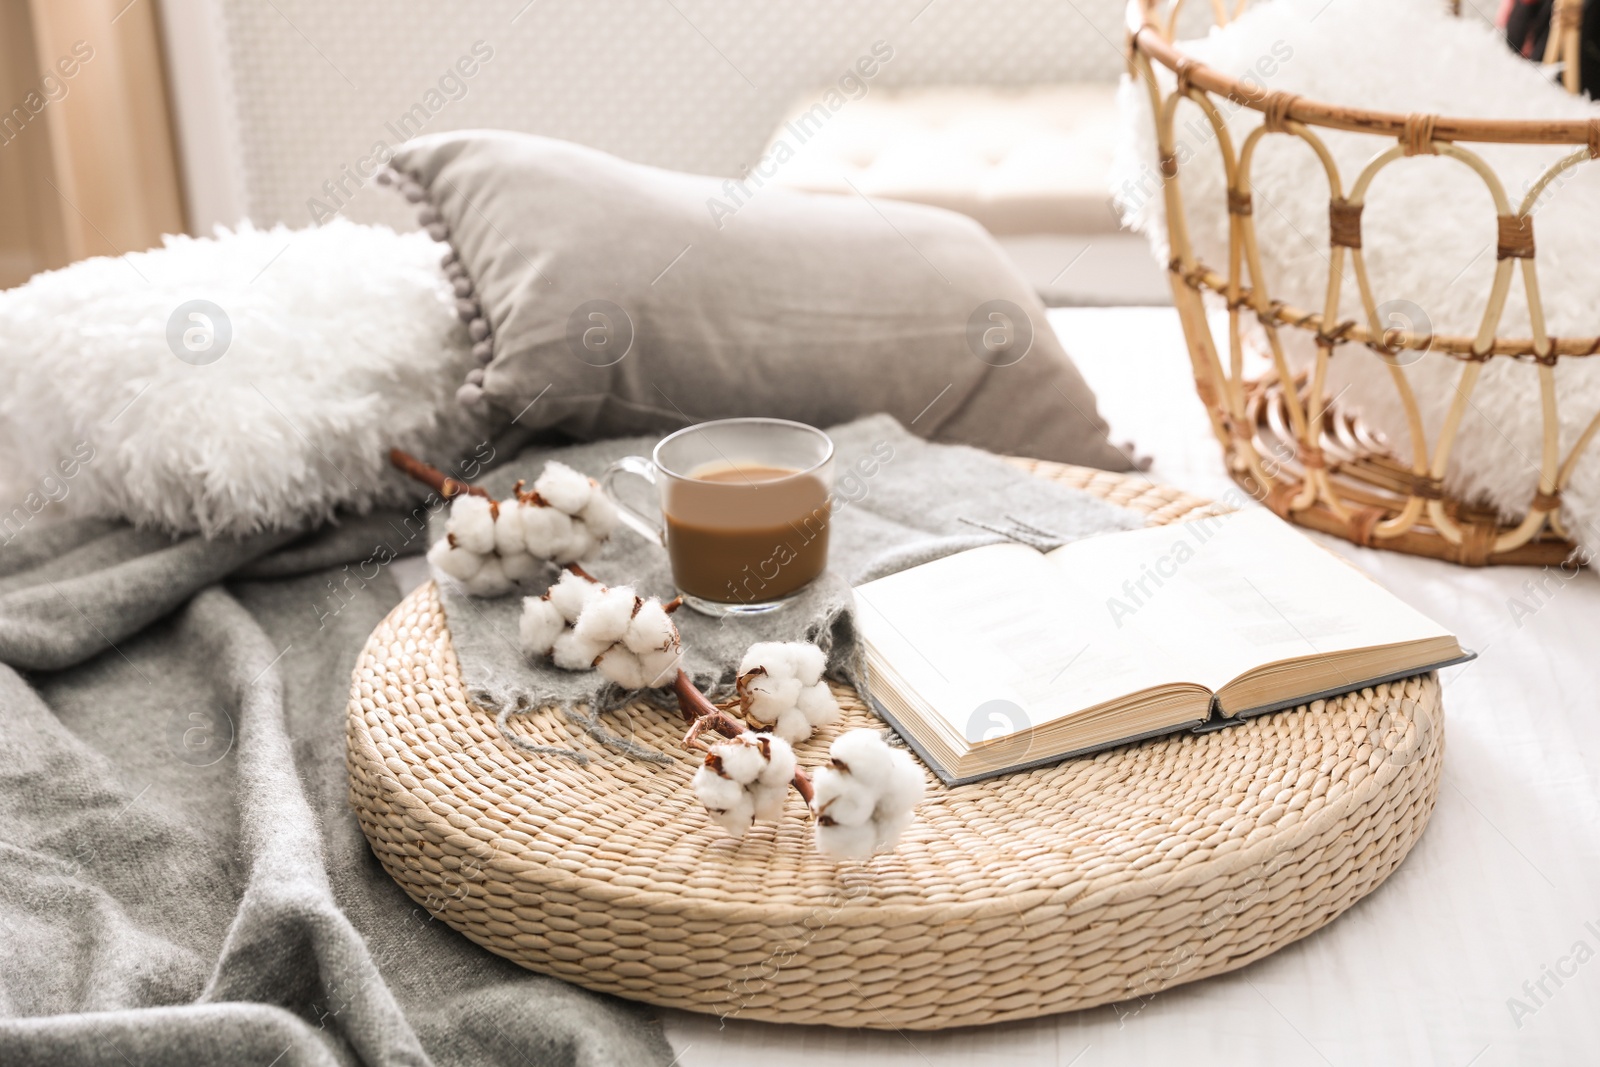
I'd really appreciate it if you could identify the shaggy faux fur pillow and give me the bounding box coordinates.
[1113,0,1600,549]
[0,221,484,538]
[385,130,1135,472]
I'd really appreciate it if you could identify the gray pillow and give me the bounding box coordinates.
[387,130,1132,470]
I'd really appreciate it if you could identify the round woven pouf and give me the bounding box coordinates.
[345,463,1445,1030]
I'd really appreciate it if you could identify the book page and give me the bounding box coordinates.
[852,543,1199,741]
[1046,509,1454,690]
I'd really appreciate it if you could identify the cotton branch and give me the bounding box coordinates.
[390,448,491,500]
[675,668,814,808]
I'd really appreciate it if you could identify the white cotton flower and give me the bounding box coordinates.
[745,674,803,726]
[810,765,878,825]
[579,489,619,538]
[534,461,593,514]
[736,641,839,743]
[596,645,649,689]
[520,505,574,560]
[624,599,676,655]
[693,732,796,838]
[573,585,637,644]
[788,644,826,687]
[550,523,594,565]
[446,494,497,554]
[638,645,682,688]
[547,569,600,622]
[431,464,616,596]
[767,708,810,745]
[463,556,513,598]
[524,570,681,687]
[739,641,800,680]
[693,765,746,812]
[494,504,526,557]
[701,790,756,838]
[810,728,925,859]
[551,629,609,670]
[717,737,767,784]
[626,600,683,687]
[427,536,485,581]
[500,551,541,583]
[519,596,565,656]
[796,682,841,729]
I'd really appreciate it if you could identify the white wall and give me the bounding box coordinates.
[163,0,1137,232]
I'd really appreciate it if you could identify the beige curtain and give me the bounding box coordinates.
[0,0,184,288]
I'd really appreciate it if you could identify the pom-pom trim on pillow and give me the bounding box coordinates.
[378,166,494,412]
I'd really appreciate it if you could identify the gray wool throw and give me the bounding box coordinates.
[0,511,673,1067]
[434,415,1143,760]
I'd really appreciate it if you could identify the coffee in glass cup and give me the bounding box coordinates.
[601,418,834,615]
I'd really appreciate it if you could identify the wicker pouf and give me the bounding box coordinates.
[345,463,1445,1030]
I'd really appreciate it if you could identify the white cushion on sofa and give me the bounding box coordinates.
[766,84,1124,234]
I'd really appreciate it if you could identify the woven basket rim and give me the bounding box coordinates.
[1129,0,1600,147]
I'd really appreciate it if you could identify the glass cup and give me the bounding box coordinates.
[601,418,835,616]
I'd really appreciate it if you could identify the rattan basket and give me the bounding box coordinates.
[345,461,1445,1029]
[1129,0,1600,565]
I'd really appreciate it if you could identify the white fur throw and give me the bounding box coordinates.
[1114,0,1600,551]
[0,220,483,538]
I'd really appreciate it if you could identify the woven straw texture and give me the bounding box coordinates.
[346,461,1444,1029]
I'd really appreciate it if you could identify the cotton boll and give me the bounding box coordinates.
[772,707,812,744]
[751,782,789,821]
[427,536,484,581]
[810,730,924,857]
[638,645,682,688]
[816,820,879,860]
[447,495,497,554]
[737,642,832,740]
[789,644,827,687]
[796,682,841,728]
[520,505,573,560]
[500,551,541,583]
[757,734,797,787]
[463,556,512,597]
[810,766,878,826]
[740,641,800,680]
[551,629,608,670]
[573,585,636,644]
[881,748,927,814]
[596,646,649,689]
[494,505,526,557]
[549,523,593,564]
[715,737,768,785]
[579,489,619,539]
[744,674,803,725]
[694,733,797,837]
[692,763,746,812]
[624,599,677,655]
[534,461,593,514]
[519,596,565,656]
[706,793,756,838]
[829,728,897,782]
[547,569,599,622]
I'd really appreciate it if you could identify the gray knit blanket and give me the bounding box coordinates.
[0,512,672,1066]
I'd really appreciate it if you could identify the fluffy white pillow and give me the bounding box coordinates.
[0,220,484,538]
[1114,0,1600,549]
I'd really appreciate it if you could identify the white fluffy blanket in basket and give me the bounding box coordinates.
[1113,0,1600,553]
[0,220,484,538]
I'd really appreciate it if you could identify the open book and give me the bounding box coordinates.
[853,508,1469,786]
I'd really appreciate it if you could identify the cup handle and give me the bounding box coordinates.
[601,456,667,547]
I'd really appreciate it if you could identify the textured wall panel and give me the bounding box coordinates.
[209,0,1132,227]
